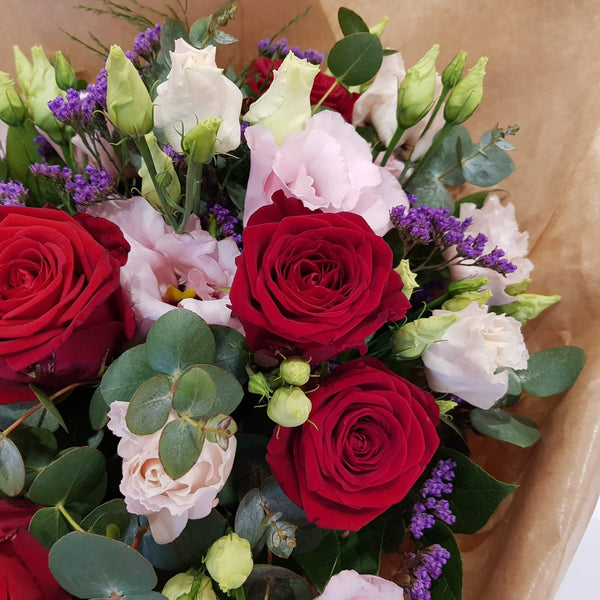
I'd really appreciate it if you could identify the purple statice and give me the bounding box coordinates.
[86,69,108,110]
[134,24,162,60]
[409,459,456,539]
[64,165,114,209]
[257,38,323,64]
[125,50,142,69]
[206,203,242,246]
[48,88,95,130]
[33,135,58,162]
[240,121,250,142]
[0,180,28,206]
[162,144,187,170]
[403,545,451,600]
[29,163,73,184]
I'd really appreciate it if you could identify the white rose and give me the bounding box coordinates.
[107,401,236,544]
[153,39,242,154]
[422,302,529,408]
[448,195,534,305]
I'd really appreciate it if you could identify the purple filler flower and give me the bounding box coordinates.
[0,181,28,206]
[404,545,451,600]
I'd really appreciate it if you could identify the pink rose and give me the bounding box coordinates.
[88,196,241,336]
[316,570,404,599]
[243,110,408,236]
[107,401,236,544]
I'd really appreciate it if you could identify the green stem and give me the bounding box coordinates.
[233,586,246,600]
[420,88,450,138]
[181,161,203,234]
[134,135,179,230]
[380,125,407,167]
[57,504,84,532]
[311,79,340,115]
[2,403,42,437]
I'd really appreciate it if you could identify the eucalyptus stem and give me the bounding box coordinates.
[311,79,339,115]
[134,135,179,230]
[1,404,42,437]
[380,125,407,167]
[180,161,203,234]
[57,504,84,532]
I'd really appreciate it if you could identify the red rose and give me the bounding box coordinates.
[246,57,360,122]
[266,358,440,531]
[0,498,71,600]
[0,206,135,403]
[229,194,410,363]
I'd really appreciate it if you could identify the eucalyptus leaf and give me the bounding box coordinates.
[516,346,585,397]
[339,517,384,575]
[172,367,217,417]
[405,172,454,209]
[48,532,159,599]
[210,324,249,383]
[421,522,462,600]
[462,143,514,187]
[189,16,210,47]
[89,387,110,430]
[211,30,237,46]
[196,364,244,415]
[245,565,313,600]
[0,435,25,496]
[146,309,216,375]
[80,499,131,538]
[126,375,173,435]
[30,385,68,432]
[337,7,369,35]
[453,189,502,215]
[158,419,202,479]
[470,408,540,447]
[0,401,58,432]
[235,488,267,551]
[160,18,189,57]
[9,426,57,487]
[327,32,383,86]
[293,531,340,593]
[29,506,74,548]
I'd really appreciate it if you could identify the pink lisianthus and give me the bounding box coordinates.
[88,196,241,336]
[243,110,409,236]
[316,570,404,599]
[107,401,236,544]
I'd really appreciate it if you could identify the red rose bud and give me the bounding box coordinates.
[0,206,135,403]
[266,358,440,531]
[229,193,410,363]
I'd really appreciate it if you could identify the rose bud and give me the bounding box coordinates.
[182,117,223,164]
[53,51,77,91]
[441,50,468,90]
[396,44,439,129]
[162,572,216,600]
[267,387,312,428]
[0,71,27,126]
[280,356,311,386]
[393,314,460,359]
[444,56,488,125]
[105,44,153,137]
[205,533,253,593]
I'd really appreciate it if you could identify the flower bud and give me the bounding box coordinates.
[496,293,560,324]
[162,572,217,600]
[205,533,253,593]
[504,278,532,297]
[444,56,488,125]
[267,386,312,427]
[243,51,319,144]
[369,16,389,38]
[441,289,492,311]
[393,314,459,359]
[441,50,467,90]
[182,117,223,164]
[0,71,27,126]
[396,44,439,129]
[280,356,311,386]
[53,51,78,91]
[105,44,153,137]
[247,370,272,398]
[394,259,419,300]
[448,276,489,295]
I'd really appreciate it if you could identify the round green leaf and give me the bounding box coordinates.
[0,435,25,496]
[470,408,540,447]
[48,531,159,599]
[28,446,107,513]
[210,324,249,383]
[198,364,244,415]
[159,419,202,479]
[126,375,173,435]
[327,32,383,86]
[245,565,314,600]
[462,143,514,187]
[9,426,57,487]
[29,506,73,549]
[173,367,217,417]
[337,7,369,35]
[146,309,216,375]
[235,488,267,551]
[81,499,131,537]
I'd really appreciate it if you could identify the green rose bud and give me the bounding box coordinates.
[162,572,217,600]
[447,276,489,295]
[496,293,561,324]
[280,356,311,386]
[441,50,467,90]
[442,289,492,312]
[138,132,181,211]
[0,71,27,126]
[267,387,312,427]
[393,314,459,359]
[444,56,488,125]
[504,278,532,297]
[182,117,223,164]
[394,259,419,300]
[205,533,253,594]
[105,44,153,137]
[243,51,319,144]
[53,51,77,91]
[396,44,439,129]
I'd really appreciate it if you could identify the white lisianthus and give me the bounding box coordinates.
[422,302,529,408]
[153,39,242,154]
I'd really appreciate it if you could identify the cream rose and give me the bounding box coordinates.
[422,302,529,408]
[316,570,404,599]
[107,401,236,544]
[153,39,242,154]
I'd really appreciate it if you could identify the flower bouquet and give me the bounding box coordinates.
[0,2,589,599]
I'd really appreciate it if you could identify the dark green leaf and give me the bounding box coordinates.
[172,367,217,417]
[189,16,210,47]
[48,532,159,599]
[337,7,369,35]
[146,309,216,375]
[80,499,131,538]
[421,522,462,600]
[327,32,383,86]
[29,506,73,548]
[470,408,540,447]
[89,387,109,430]
[160,19,189,57]
[158,419,201,479]
[9,426,57,487]
[424,125,473,187]
[294,531,340,593]
[339,517,384,575]
[126,375,173,435]
[245,565,313,600]
[235,488,267,551]
[436,448,516,534]
[0,401,58,432]
[197,364,244,415]
[0,435,25,496]
[210,324,249,383]
[30,385,68,432]
[453,189,503,215]
[516,346,585,397]
[405,172,454,209]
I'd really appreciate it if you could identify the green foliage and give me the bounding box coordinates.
[337,7,369,35]
[327,33,383,87]
[80,499,131,537]
[29,506,74,549]
[30,385,68,432]
[158,418,202,479]
[9,426,57,488]
[470,408,540,447]
[0,435,25,496]
[245,565,314,600]
[126,375,173,435]
[421,523,463,600]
